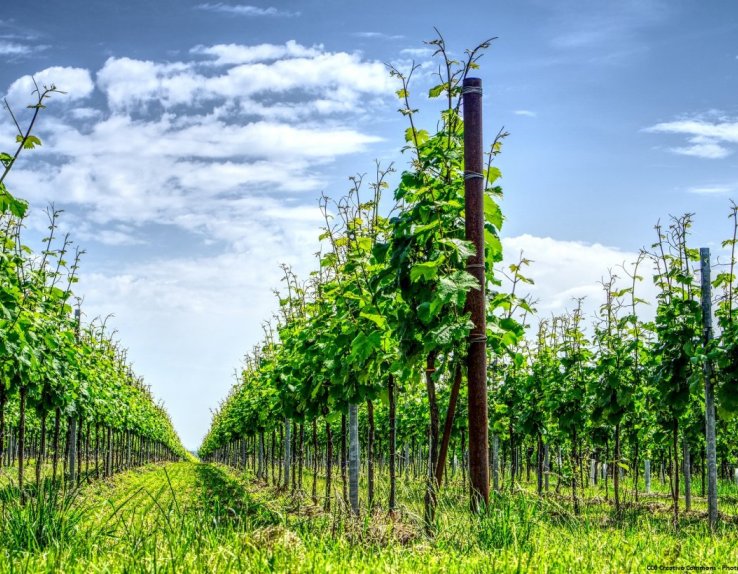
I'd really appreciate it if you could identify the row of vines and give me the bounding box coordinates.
[0,85,187,501]
[200,39,738,532]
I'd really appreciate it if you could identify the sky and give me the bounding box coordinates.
[1,0,737,449]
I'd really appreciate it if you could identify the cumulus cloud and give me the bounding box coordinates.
[3,41,392,248]
[5,66,94,107]
[96,58,196,111]
[645,116,738,159]
[10,119,375,230]
[94,46,393,113]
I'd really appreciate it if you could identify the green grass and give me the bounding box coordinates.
[0,462,735,573]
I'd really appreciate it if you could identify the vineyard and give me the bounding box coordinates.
[1,37,738,573]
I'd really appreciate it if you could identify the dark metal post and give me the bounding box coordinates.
[463,77,489,510]
[700,247,718,530]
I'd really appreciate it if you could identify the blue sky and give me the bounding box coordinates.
[2,1,737,448]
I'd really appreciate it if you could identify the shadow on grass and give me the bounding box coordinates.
[529,492,738,539]
[194,464,279,529]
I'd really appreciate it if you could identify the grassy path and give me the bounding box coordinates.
[2,462,737,573]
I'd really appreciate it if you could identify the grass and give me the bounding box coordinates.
[0,461,735,573]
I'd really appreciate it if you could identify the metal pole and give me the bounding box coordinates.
[283,418,291,489]
[348,403,360,515]
[69,307,81,484]
[463,77,489,510]
[700,247,718,530]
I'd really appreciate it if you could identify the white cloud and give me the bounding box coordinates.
[49,114,380,161]
[399,47,434,58]
[647,119,738,142]
[9,120,370,230]
[513,109,537,118]
[191,40,322,65]
[687,184,734,195]
[5,67,94,107]
[195,3,298,17]
[96,58,197,111]
[671,142,731,159]
[95,45,394,113]
[0,40,38,56]
[353,32,404,40]
[501,234,658,321]
[645,116,738,159]
[68,107,102,120]
[205,55,392,103]
[77,225,145,246]
[4,42,391,242]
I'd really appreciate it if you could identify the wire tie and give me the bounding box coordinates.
[462,86,483,96]
[464,171,484,180]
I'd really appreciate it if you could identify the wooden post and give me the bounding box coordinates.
[463,76,489,510]
[435,363,463,487]
[700,247,718,530]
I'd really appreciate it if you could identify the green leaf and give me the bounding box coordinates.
[439,238,475,259]
[428,84,445,98]
[16,134,42,149]
[484,229,503,262]
[350,331,381,364]
[320,253,337,268]
[372,242,390,264]
[410,259,443,282]
[484,194,503,229]
[438,270,479,299]
[486,166,502,184]
[359,311,387,330]
[417,301,433,324]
